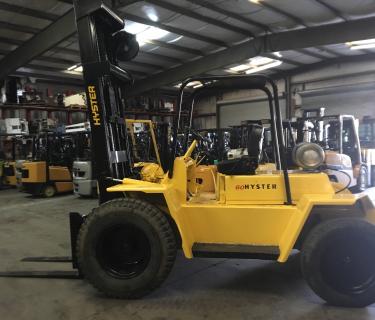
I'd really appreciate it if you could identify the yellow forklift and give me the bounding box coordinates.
[4,1,375,308]
[0,135,17,186]
[20,133,74,197]
[0,134,33,187]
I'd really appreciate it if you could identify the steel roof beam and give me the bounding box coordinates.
[122,12,228,47]
[296,49,328,60]
[279,52,375,78]
[252,1,308,27]
[316,46,341,57]
[0,50,78,66]
[0,21,40,34]
[186,0,269,31]
[313,0,348,21]
[0,10,77,81]
[12,71,84,85]
[144,39,205,57]
[0,2,59,21]
[143,0,254,37]
[138,51,183,64]
[127,16,375,95]
[262,53,304,67]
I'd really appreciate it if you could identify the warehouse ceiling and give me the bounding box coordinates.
[1,0,375,93]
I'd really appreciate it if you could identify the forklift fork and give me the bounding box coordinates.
[0,213,85,280]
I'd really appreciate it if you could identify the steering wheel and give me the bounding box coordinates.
[188,128,209,143]
[187,129,215,165]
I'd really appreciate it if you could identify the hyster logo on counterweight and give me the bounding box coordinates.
[236,183,277,190]
[88,85,101,126]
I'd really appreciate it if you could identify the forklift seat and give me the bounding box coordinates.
[217,124,264,175]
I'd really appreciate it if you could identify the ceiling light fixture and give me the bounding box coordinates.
[67,64,83,72]
[347,38,375,50]
[227,56,282,74]
[229,64,252,72]
[147,12,159,22]
[125,21,169,47]
[193,83,204,88]
[174,81,203,88]
[245,60,282,74]
[67,64,78,71]
[168,35,183,43]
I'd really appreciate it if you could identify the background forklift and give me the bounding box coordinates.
[359,116,375,186]
[20,133,75,197]
[4,0,375,309]
[0,134,34,187]
[294,109,370,191]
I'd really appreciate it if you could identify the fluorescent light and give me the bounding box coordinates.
[249,0,261,4]
[174,81,202,88]
[273,51,282,58]
[67,64,78,71]
[187,81,202,87]
[142,5,159,22]
[229,64,252,72]
[245,60,282,74]
[248,56,274,66]
[125,21,169,47]
[346,38,375,50]
[125,22,149,34]
[168,36,183,43]
[193,83,203,88]
[67,64,83,72]
[147,12,158,22]
[227,56,282,74]
[350,43,375,50]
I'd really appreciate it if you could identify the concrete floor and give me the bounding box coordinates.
[0,189,375,320]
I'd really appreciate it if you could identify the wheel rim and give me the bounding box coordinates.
[44,186,55,197]
[96,224,151,279]
[320,230,375,295]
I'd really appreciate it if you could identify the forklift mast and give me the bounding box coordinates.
[73,0,139,203]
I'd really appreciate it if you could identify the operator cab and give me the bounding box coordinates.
[170,75,295,204]
[216,124,264,175]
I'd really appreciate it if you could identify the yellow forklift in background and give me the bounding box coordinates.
[20,133,74,197]
[0,135,17,187]
[0,134,34,187]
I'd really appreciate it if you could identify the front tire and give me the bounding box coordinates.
[42,184,56,197]
[77,198,177,298]
[301,218,375,307]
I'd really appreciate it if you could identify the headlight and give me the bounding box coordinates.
[293,143,325,170]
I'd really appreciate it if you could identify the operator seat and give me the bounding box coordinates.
[217,124,264,175]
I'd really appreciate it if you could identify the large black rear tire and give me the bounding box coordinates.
[301,218,375,307]
[77,198,177,298]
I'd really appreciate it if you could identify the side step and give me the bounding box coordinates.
[192,243,280,260]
